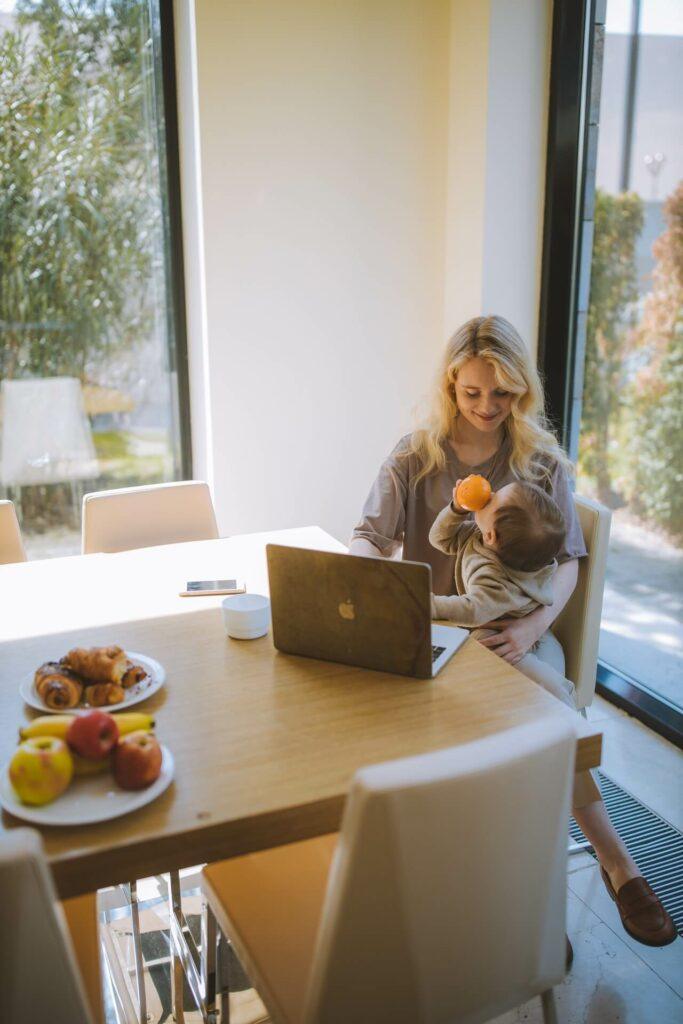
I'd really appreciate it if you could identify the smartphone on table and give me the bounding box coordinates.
[179,579,247,597]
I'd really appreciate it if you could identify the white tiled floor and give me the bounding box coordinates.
[492,696,683,1024]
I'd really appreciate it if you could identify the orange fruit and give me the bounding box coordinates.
[456,475,492,511]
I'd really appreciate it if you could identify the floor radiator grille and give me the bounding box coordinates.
[570,771,683,937]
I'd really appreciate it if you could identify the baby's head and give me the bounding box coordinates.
[474,481,565,572]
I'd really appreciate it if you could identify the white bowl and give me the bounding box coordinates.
[221,593,270,640]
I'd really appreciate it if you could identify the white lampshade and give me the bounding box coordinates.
[0,377,99,486]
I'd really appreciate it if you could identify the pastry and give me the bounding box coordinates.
[84,682,125,707]
[122,661,148,689]
[65,645,128,684]
[34,662,84,710]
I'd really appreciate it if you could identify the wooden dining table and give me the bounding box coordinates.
[0,525,602,900]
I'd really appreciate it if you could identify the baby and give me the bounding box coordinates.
[428,479,584,713]
[429,479,566,627]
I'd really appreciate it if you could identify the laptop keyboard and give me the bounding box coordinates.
[431,645,446,663]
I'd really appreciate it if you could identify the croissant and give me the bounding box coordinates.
[84,682,125,707]
[66,645,128,684]
[122,662,148,689]
[35,662,84,710]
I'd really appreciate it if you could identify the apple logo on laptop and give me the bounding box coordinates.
[338,598,355,620]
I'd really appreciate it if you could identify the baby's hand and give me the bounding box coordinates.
[452,481,466,512]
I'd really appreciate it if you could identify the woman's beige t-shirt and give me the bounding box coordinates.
[351,433,587,596]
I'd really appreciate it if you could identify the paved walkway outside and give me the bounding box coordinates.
[600,512,682,709]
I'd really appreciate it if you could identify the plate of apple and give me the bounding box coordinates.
[0,710,174,826]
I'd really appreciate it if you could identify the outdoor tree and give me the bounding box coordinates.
[630,181,683,541]
[579,189,643,505]
[0,0,162,382]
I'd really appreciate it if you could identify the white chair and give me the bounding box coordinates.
[0,377,98,486]
[0,828,99,1024]
[202,717,576,1024]
[82,480,219,554]
[553,495,612,711]
[0,499,27,564]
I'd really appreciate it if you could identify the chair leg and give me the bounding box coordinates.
[216,915,232,1024]
[202,899,217,1021]
[203,903,232,1024]
[568,838,592,855]
[169,870,186,1023]
[540,988,558,1024]
[129,880,148,1024]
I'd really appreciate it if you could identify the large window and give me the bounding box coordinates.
[0,0,189,559]
[540,0,682,743]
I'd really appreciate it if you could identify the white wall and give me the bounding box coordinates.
[177,0,551,543]
[481,0,551,351]
[444,0,552,351]
[183,0,450,543]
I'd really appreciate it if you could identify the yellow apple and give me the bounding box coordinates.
[9,737,74,806]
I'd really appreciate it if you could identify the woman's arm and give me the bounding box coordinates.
[477,558,579,664]
[349,443,409,557]
[348,537,385,557]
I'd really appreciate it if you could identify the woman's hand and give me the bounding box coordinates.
[478,561,580,664]
[477,612,545,664]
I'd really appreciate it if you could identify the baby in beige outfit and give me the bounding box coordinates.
[429,480,563,629]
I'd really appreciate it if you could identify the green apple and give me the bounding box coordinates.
[9,737,74,806]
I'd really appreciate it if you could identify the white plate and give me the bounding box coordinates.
[20,652,166,714]
[0,745,174,826]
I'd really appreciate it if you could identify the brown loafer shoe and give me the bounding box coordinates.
[601,868,677,947]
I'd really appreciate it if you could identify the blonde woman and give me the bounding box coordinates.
[350,315,675,948]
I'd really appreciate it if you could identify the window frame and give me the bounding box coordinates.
[157,1,193,479]
[537,0,683,749]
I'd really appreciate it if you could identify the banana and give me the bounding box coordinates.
[109,711,155,735]
[72,752,110,777]
[19,710,155,742]
[19,715,74,741]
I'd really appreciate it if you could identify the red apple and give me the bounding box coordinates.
[113,730,162,790]
[66,710,119,761]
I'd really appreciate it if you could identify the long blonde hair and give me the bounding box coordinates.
[406,315,571,485]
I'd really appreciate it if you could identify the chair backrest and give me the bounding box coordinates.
[1,377,98,486]
[82,480,219,554]
[0,828,93,1024]
[304,718,575,1024]
[0,499,27,564]
[553,494,611,710]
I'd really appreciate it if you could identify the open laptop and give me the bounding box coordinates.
[266,545,468,679]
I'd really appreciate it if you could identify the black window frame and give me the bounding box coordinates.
[538,0,682,749]
[157,0,193,479]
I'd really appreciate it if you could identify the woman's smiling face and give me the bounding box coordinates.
[453,357,514,433]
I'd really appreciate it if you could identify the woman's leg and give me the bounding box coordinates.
[472,628,675,942]
[572,800,638,890]
[488,630,640,887]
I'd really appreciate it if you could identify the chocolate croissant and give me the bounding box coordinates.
[35,662,84,710]
[121,661,148,689]
[84,682,125,707]
[65,645,128,684]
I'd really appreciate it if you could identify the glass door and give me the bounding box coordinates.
[0,0,189,559]
[577,1,682,716]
